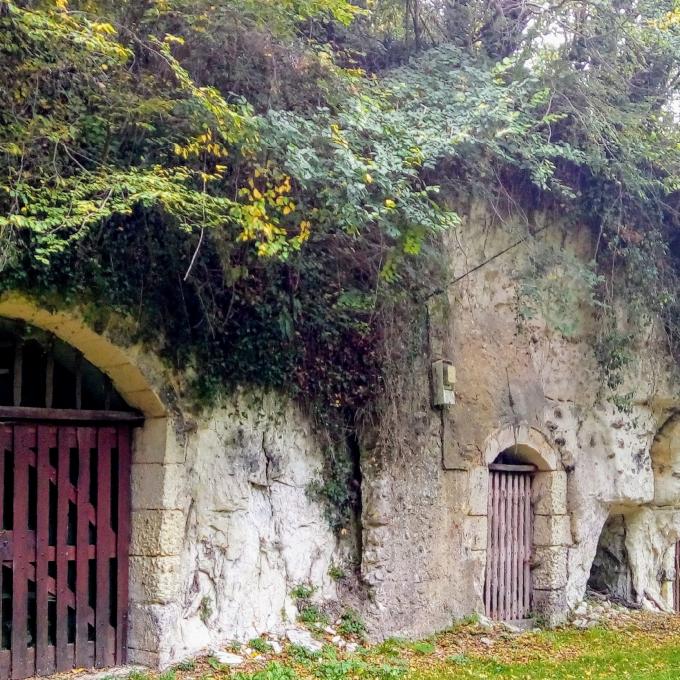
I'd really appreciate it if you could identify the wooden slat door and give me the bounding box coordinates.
[0,422,132,679]
[674,541,680,613]
[484,468,533,621]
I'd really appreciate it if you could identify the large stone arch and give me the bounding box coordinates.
[469,424,570,624]
[0,293,184,666]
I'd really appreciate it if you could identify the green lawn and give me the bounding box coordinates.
[410,626,680,679]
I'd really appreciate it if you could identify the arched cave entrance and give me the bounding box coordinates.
[484,447,536,621]
[0,319,141,678]
[587,514,633,603]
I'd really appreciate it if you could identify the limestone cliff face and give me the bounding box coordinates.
[3,203,680,665]
[359,205,680,636]
[174,396,339,659]
[123,392,347,667]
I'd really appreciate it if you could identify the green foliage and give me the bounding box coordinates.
[205,657,223,671]
[127,672,153,680]
[172,660,196,672]
[337,609,367,638]
[234,662,296,680]
[517,245,603,338]
[290,579,327,628]
[288,643,322,664]
[371,638,409,657]
[0,0,272,261]
[124,617,680,680]
[248,637,274,653]
[327,564,345,582]
[291,583,316,600]
[594,329,635,392]
[407,641,436,655]
[314,656,407,680]
[445,652,470,666]
[307,447,357,532]
[298,605,330,626]
[2,0,680,522]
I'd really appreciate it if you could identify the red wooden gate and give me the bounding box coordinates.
[0,422,131,679]
[484,465,533,621]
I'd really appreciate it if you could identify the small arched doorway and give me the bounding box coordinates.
[484,448,535,621]
[0,319,141,678]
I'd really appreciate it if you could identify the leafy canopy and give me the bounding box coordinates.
[0,0,679,419]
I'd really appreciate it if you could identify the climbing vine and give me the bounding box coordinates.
[1,0,680,475]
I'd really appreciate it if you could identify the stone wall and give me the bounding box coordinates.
[129,395,343,665]
[5,200,680,663]
[0,294,343,667]
[358,205,680,635]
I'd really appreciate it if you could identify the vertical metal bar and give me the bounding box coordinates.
[35,426,55,675]
[115,426,131,664]
[95,428,115,668]
[44,343,54,410]
[12,341,23,408]
[75,428,94,669]
[55,427,74,673]
[12,425,34,679]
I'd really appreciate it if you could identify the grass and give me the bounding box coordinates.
[116,612,680,680]
[410,619,680,679]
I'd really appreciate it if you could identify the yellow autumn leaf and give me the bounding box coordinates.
[92,22,116,35]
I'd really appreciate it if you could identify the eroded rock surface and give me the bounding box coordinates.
[168,395,341,662]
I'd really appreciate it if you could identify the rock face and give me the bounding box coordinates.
[170,395,340,661]
[4,203,680,667]
[125,393,343,666]
[359,205,680,636]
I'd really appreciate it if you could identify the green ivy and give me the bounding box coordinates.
[1,0,680,496]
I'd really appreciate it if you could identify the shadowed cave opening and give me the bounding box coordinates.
[588,514,634,602]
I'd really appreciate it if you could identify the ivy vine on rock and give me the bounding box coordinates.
[1,0,679,471]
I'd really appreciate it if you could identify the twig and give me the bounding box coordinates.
[183,226,205,281]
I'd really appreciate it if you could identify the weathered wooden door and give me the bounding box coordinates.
[0,422,131,679]
[674,541,680,613]
[484,465,533,621]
